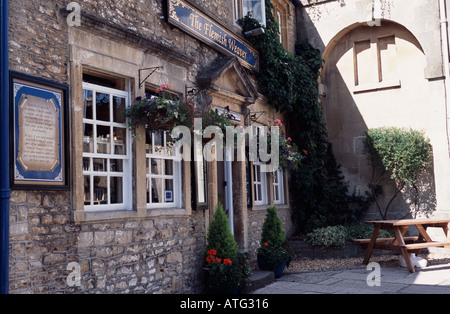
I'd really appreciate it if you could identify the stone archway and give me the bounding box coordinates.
[320,21,435,219]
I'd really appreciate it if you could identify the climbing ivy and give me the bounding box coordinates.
[240,0,372,232]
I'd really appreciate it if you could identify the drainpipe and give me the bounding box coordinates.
[0,0,10,295]
[440,0,450,156]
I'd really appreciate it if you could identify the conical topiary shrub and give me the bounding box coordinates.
[261,206,285,247]
[204,202,238,259]
[257,206,295,277]
[203,202,251,294]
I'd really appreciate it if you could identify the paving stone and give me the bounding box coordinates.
[253,262,450,294]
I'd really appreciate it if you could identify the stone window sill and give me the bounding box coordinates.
[72,207,190,224]
[250,204,290,212]
[353,79,401,94]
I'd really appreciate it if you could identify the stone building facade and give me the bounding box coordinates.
[297,0,450,222]
[6,0,297,293]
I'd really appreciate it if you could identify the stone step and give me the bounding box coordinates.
[241,271,275,294]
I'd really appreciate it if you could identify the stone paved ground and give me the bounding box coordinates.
[253,261,450,294]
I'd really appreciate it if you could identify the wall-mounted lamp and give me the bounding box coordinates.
[244,27,265,37]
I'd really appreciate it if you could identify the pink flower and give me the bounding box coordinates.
[156,84,174,93]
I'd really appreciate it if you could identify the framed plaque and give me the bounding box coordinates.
[10,72,70,190]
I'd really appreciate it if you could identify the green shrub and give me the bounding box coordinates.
[258,206,295,270]
[345,223,393,239]
[204,202,238,260]
[307,225,348,248]
[261,206,285,247]
[307,224,395,248]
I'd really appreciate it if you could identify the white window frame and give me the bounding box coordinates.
[251,123,268,206]
[82,82,132,212]
[273,167,285,205]
[277,11,283,44]
[253,163,268,206]
[146,131,183,209]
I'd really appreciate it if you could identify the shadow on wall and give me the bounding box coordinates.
[317,20,437,221]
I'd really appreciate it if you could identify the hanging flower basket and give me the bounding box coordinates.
[125,84,192,136]
[264,119,304,171]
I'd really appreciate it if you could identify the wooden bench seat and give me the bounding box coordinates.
[403,241,450,250]
[352,237,418,244]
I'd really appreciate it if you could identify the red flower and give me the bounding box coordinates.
[206,255,216,264]
[207,249,217,256]
[216,258,222,264]
[264,242,269,246]
[223,259,232,266]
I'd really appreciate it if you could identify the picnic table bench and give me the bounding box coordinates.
[360,219,450,273]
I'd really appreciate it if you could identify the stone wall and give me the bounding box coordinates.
[9,190,206,294]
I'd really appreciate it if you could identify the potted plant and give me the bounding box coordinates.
[124,84,193,137]
[257,206,295,278]
[204,202,252,294]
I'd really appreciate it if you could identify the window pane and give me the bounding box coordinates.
[113,127,127,155]
[165,160,174,176]
[84,176,91,205]
[110,159,123,172]
[96,92,110,122]
[146,130,153,154]
[113,96,126,123]
[243,0,265,25]
[257,184,262,201]
[153,131,165,155]
[255,165,260,182]
[166,133,175,157]
[274,186,280,202]
[110,177,123,204]
[83,124,94,153]
[83,90,93,120]
[150,178,163,203]
[93,158,107,172]
[97,125,111,154]
[151,159,163,176]
[83,158,91,171]
[165,179,174,203]
[93,176,108,205]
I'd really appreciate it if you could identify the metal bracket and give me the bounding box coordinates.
[139,67,164,89]
[185,85,200,103]
[248,111,268,125]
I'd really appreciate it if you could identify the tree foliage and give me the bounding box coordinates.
[363,127,433,219]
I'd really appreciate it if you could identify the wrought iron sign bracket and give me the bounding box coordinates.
[248,111,268,125]
[139,66,164,89]
[185,85,200,103]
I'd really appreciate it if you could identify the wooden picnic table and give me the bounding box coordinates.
[362,219,450,273]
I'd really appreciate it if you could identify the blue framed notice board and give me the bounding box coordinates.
[10,72,70,190]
